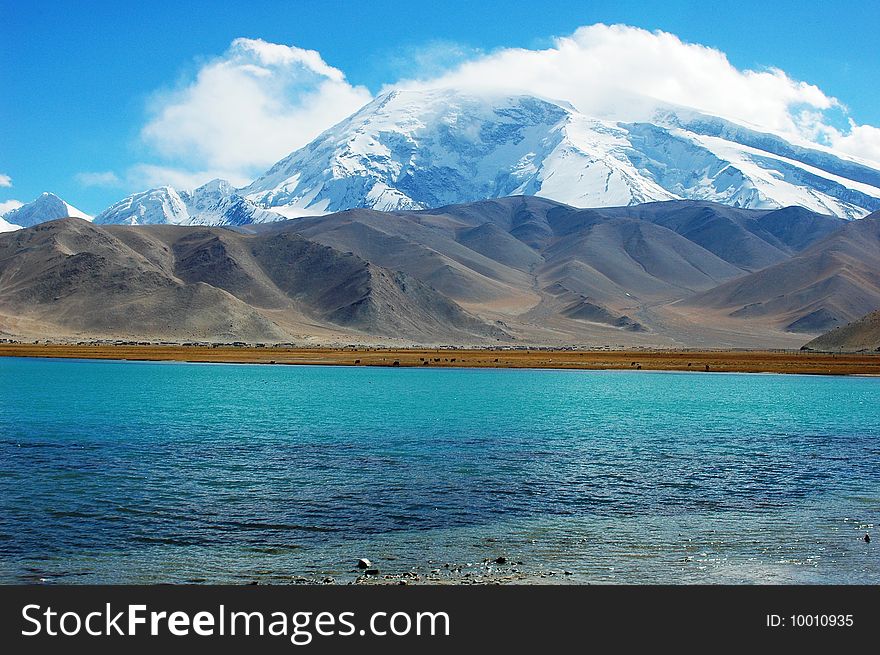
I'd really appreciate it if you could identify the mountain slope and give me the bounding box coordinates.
[286,207,540,307]
[284,196,756,305]
[1,193,92,228]
[243,89,880,219]
[595,201,845,270]
[0,218,502,343]
[804,309,880,352]
[685,212,880,333]
[0,219,285,341]
[537,216,745,305]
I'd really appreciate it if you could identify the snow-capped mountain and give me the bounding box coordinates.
[20,88,880,230]
[94,179,284,226]
[1,192,92,228]
[243,89,880,219]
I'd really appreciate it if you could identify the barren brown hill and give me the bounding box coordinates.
[277,197,764,341]
[803,309,880,352]
[0,219,285,341]
[603,201,845,269]
[0,198,871,348]
[0,218,503,343]
[683,212,880,334]
[270,197,855,346]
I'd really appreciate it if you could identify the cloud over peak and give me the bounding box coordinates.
[395,24,846,148]
[140,37,371,176]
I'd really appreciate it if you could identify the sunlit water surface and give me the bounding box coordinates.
[1,357,877,584]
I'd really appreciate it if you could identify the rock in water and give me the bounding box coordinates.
[357,558,372,569]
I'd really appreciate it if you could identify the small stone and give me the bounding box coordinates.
[865,533,871,543]
[365,568,380,575]
[357,558,372,569]
[494,556,507,565]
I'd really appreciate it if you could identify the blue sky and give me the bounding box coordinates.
[2,0,879,214]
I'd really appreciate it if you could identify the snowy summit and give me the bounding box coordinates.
[1,192,92,229]
[242,89,880,219]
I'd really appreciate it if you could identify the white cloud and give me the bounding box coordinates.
[0,175,21,220]
[391,24,880,164]
[75,171,122,187]
[826,121,880,167]
[140,38,371,179]
[0,199,23,215]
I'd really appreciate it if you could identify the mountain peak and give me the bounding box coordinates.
[1,192,92,228]
[194,178,234,195]
[242,89,616,213]
[241,89,880,219]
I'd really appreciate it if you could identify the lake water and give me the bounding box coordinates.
[1,357,877,584]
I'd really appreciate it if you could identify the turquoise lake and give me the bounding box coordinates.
[1,356,878,584]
